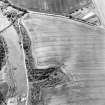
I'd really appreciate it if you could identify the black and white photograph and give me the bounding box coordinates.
[0,0,105,105]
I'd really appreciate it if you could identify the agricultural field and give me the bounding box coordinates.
[0,0,105,105]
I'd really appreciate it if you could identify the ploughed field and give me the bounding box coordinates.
[22,12,105,105]
[0,11,105,105]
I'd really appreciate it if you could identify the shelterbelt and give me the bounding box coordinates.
[0,0,105,105]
